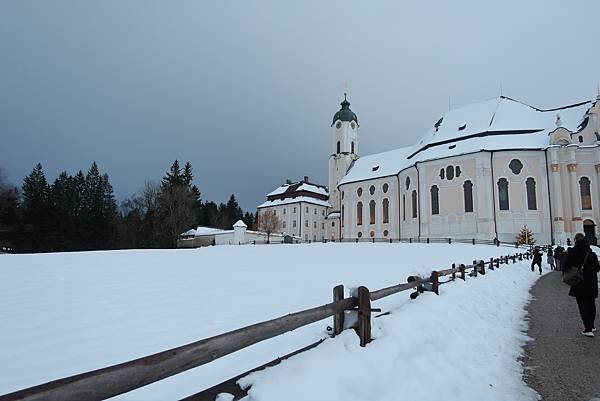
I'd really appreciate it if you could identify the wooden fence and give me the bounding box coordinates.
[0,249,536,401]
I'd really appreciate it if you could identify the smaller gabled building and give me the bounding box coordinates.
[257,176,330,242]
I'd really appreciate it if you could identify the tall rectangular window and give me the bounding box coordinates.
[411,190,418,218]
[430,186,439,215]
[526,178,537,210]
[580,177,592,210]
[369,200,376,224]
[383,198,389,224]
[498,178,509,210]
[463,180,473,213]
[357,202,363,225]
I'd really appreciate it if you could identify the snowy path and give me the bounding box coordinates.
[523,271,600,401]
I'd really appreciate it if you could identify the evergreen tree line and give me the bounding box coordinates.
[0,160,255,253]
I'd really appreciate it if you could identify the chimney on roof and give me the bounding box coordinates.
[286,179,292,185]
[303,176,309,183]
[555,113,562,128]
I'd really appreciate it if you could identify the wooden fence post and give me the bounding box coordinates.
[333,285,344,336]
[357,286,371,347]
[451,263,456,280]
[459,264,466,280]
[489,257,494,270]
[431,271,439,295]
[479,260,486,275]
[495,258,500,269]
[472,260,478,277]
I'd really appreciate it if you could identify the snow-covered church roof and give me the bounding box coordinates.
[339,96,594,185]
[258,177,331,209]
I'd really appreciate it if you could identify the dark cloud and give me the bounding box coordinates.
[1,0,599,210]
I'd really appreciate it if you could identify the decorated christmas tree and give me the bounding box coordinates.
[516,225,535,245]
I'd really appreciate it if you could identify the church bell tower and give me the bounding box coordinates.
[328,94,359,213]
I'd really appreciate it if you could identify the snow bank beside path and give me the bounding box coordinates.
[239,260,541,401]
[0,243,539,400]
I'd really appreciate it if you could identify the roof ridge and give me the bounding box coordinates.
[500,95,591,112]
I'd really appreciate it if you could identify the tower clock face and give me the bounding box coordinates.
[336,122,342,129]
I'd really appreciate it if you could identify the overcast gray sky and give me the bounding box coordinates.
[1,0,599,211]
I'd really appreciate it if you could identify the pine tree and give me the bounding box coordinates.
[157,161,198,247]
[0,168,19,250]
[162,160,183,188]
[242,211,255,230]
[182,161,194,188]
[50,171,75,249]
[21,163,51,251]
[516,225,535,245]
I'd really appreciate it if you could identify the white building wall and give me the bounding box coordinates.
[258,201,327,241]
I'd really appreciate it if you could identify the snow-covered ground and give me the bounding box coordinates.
[0,243,542,400]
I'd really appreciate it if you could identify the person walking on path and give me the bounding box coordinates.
[547,247,555,270]
[553,245,564,272]
[531,246,543,274]
[566,233,600,337]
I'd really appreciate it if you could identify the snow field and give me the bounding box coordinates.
[0,243,541,400]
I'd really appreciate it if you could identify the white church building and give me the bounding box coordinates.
[258,90,600,245]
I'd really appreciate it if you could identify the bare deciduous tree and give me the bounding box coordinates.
[257,210,282,243]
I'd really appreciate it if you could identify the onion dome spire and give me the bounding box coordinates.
[331,93,358,126]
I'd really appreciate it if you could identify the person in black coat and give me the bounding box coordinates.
[566,233,600,337]
[553,246,564,271]
[531,247,543,274]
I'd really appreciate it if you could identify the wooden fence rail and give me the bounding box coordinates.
[0,248,537,401]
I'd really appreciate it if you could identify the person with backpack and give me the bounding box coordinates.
[531,246,543,274]
[565,233,600,337]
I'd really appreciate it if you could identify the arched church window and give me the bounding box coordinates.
[341,191,344,199]
[463,180,473,213]
[446,166,454,180]
[509,159,523,175]
[383,230,389,237]
[351,142,355,153]
[439,168,445,179]
[579,136,584,143]
[337,141,341,154]
[357,202,363,225]
[370,231,375,238]
[336,121,342,129]
[431,185,440,215]
[358,231,363,238]
[369,200,376,224]
[455,166,461,177]
[383,198,389,223]
[357,187,362,197]
[580,177,592,210]
[383,183,389,193]
[526,178,537,210]
[369,185,375,195]
[411,190,418,218]
[405,177,411,190]
[498,178,509,210]
[402,194,406,221]
[341,205,345,227]
[351,122,356,130]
